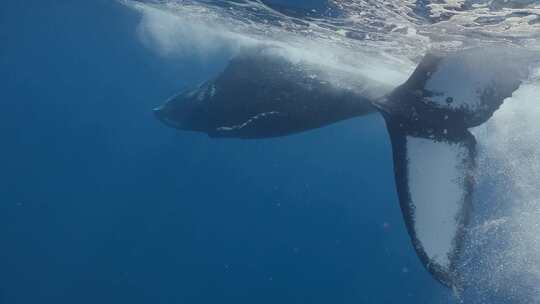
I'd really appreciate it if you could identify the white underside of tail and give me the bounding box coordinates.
[407,136,469,270]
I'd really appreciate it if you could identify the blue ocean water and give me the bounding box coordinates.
[1,1,450,303]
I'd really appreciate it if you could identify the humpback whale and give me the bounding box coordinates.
[154,46,539,288]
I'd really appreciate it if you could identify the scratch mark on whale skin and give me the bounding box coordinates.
[216,111,283,132]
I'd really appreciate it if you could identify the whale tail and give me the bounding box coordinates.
[154,46,538,289]
[379,47,536,288]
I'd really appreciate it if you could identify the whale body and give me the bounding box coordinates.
[154,49,381,138]
[153,46,538,288]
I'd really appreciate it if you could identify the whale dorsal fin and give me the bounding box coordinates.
[385,119,476,288]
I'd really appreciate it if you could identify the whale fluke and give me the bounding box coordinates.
[378,47,535,287]
[380,47,533,131]
[384,118,476,287]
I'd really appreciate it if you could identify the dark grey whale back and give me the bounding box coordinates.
[154,49,377,138]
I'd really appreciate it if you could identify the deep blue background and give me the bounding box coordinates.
[1,1,447,303]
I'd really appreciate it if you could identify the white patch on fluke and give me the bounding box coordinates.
[425,54,495,111]
[407,136,468,269]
